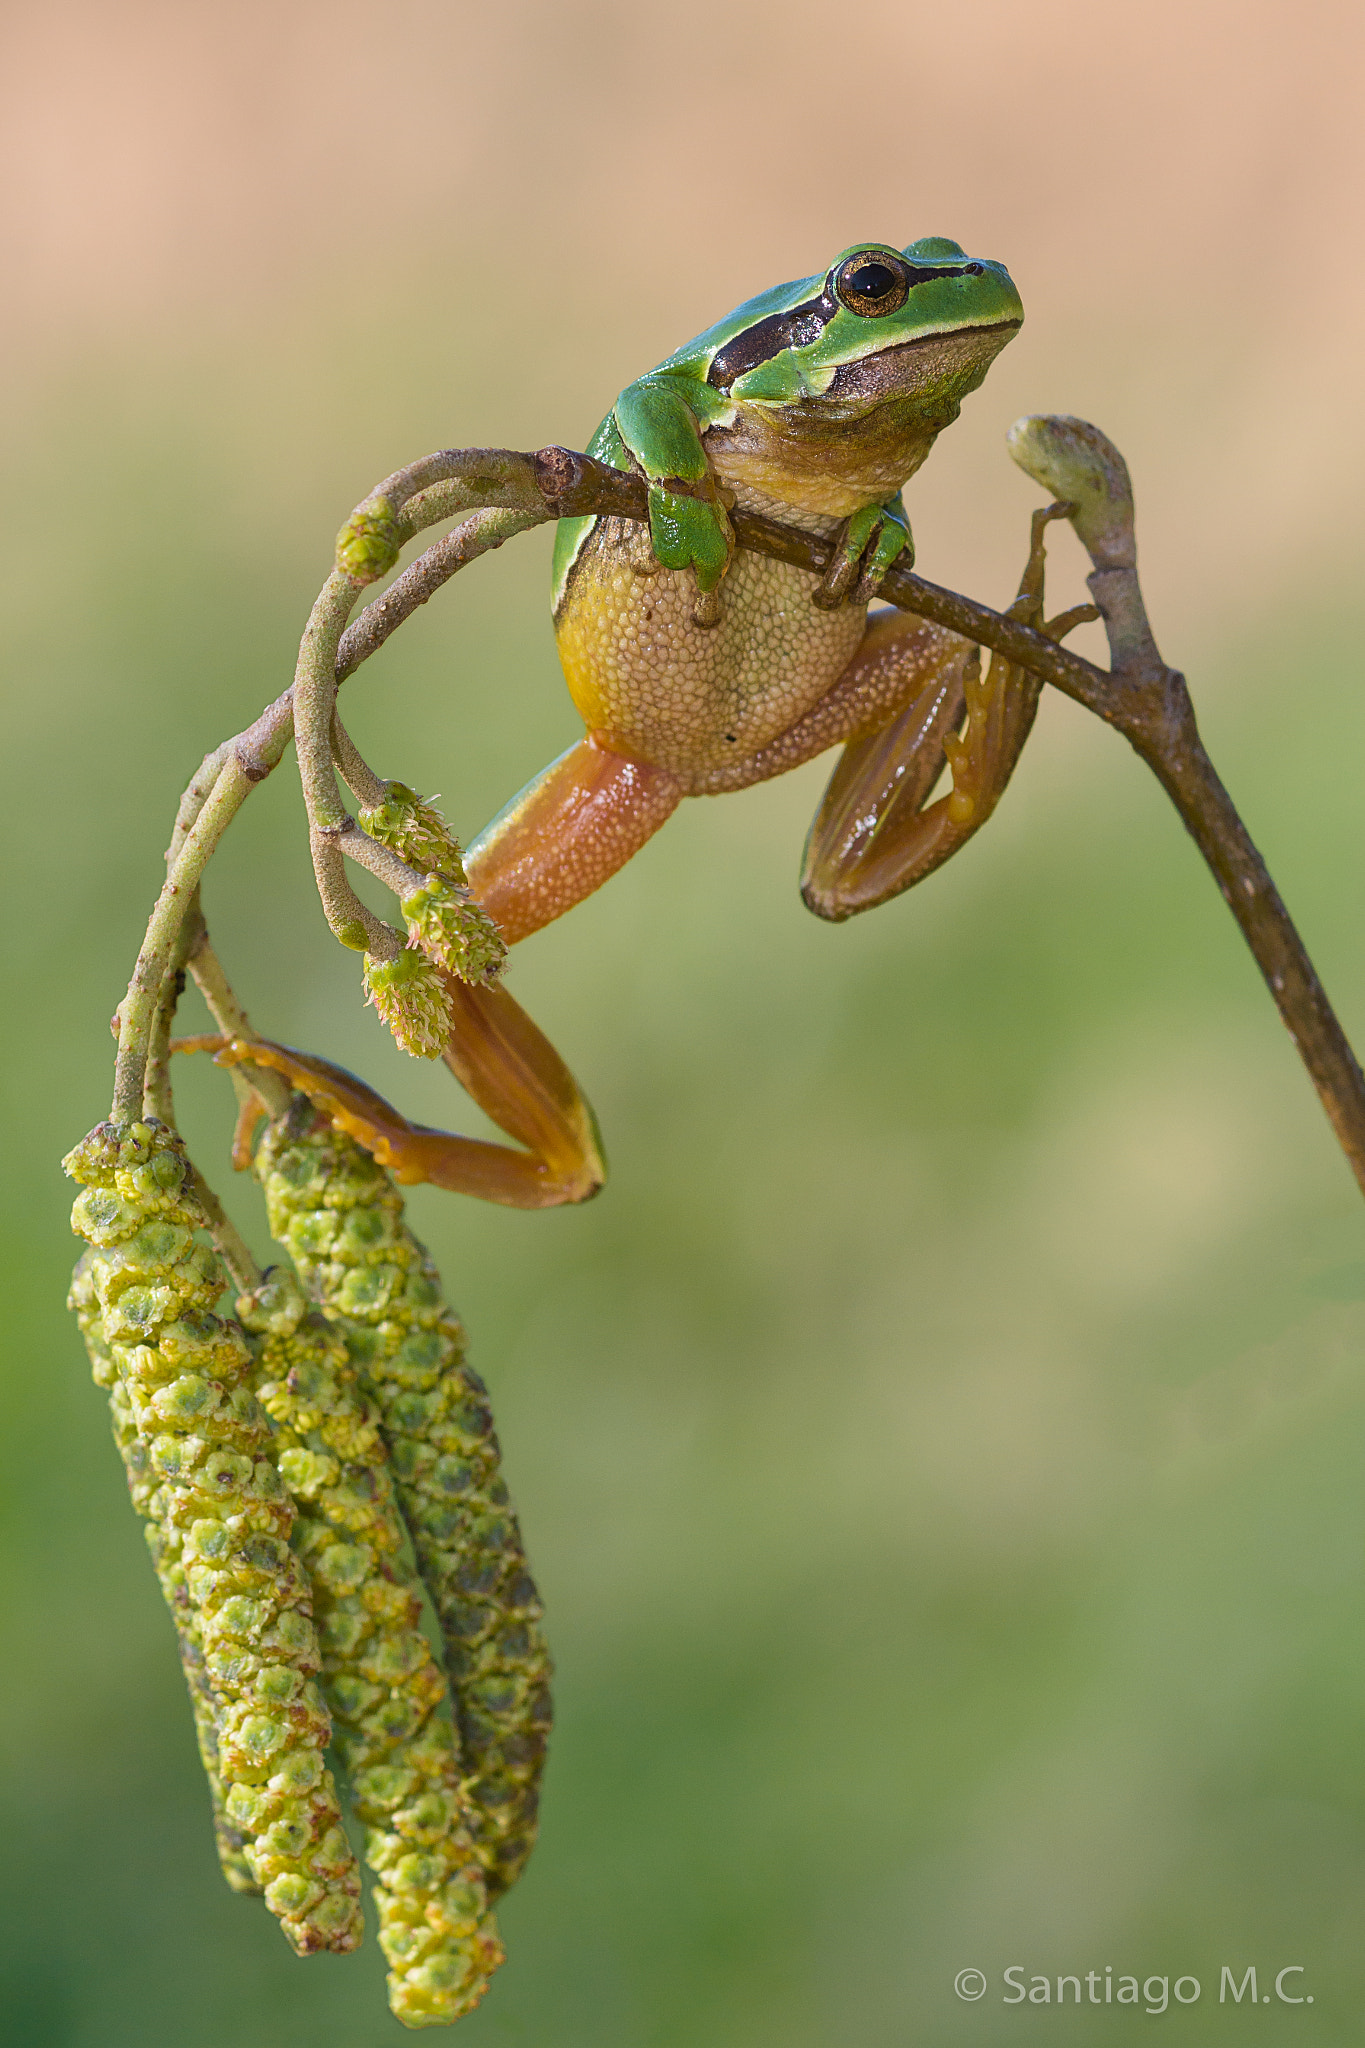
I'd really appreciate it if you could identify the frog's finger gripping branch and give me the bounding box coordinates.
[238,1267,505,2027]
[252,1098,553,1901]
[811,496,914,611]
[63,1118,365,1955]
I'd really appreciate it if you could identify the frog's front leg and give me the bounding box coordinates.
[802,504,1097,919]
[613,374,736,626]
[812,491,913,611]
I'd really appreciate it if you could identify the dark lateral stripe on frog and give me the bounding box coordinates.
[706,262,982,392]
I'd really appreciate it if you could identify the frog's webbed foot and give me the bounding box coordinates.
[174,976,607,1209]
[811,497,913,612]
[802,501,1097,919]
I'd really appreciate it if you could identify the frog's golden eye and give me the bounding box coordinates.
[835,253,911,317]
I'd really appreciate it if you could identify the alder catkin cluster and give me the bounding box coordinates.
[69,1253,259,1895]
[238,1265,504,2026]
[254,1097,553,1897]
[64,1118,364,1956]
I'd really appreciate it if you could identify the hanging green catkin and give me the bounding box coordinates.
[64,1117,364,1954]
[237,1264,504,2027]
[69,1253,259,1895]
[254,1096,552,1897]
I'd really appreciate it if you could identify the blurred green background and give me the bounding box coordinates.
[4,1,1365,2041]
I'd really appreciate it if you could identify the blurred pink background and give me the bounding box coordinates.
[6,0,1362,628]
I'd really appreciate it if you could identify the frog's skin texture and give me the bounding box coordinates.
[463,237,1023,947]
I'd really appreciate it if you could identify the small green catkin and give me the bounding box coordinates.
[237,1265,504,2027]
[64,1117,364,1955]
[363,947,456,1060]
[359,782,507,988]
[69,1254,259,1895]
[254,1097,552,1898]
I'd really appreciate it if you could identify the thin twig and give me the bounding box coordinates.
[331,815,427,898]
[1007,414,1365,1196]
[188,1163,262,1293]
[295,570,361,837]
[309,830,400,960]
[186,928,292,1121]
[143,896,203,1123]
[330,713,387,811]
[113,756,258,1119]
[135,894,264,1288]
[335,507,543,682]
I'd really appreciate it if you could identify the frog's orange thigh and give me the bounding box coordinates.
[464,735,685,944]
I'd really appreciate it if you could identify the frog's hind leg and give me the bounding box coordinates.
[189,752,680,1211]
[328,732,679,1206]
[685,611,971,800]
[464,734,684,944]
[801,504,1094,921]
[799,639,1037,919]
[203,985,608,1208]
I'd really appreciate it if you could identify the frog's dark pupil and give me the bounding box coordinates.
[849,263,896,300]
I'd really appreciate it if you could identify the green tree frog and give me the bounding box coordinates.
[464,238,1026,946]
[240,241,1082,1208]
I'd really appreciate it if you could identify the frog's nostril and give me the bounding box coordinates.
[965,262,984,276]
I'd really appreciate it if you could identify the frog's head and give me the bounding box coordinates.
[706,238,1022,422]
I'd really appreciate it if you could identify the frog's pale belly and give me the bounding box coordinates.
[555,513,867,779]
